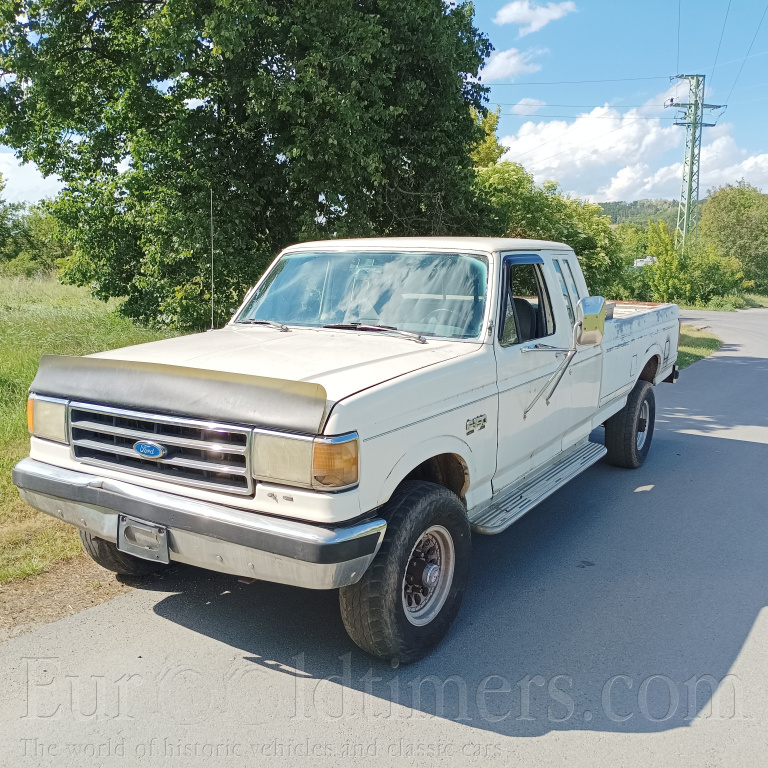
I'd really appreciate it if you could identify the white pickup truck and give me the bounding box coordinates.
[14,237,679,662]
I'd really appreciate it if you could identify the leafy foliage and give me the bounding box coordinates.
[610,182,765,305]
[0,0,491,328]
[598,198,678,229]
[470,106,505,167]
[476,161,623,295]
[0,173,72,276]
[698,180,768,292]
[616,220,750,305]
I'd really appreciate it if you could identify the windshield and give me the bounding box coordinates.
[237,251,488,340]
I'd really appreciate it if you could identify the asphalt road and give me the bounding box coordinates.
[2,309,767,767]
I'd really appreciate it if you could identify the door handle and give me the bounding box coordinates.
[521,343,570,354]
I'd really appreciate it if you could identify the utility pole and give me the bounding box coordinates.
[665,74,722,251]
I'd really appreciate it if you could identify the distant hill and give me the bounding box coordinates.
[597,199,679,229]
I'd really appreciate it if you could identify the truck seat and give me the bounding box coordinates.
[513,298,535,342]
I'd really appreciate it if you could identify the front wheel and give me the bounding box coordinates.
[339,481,471,664]
[604,380,656,468]
[79,529,168,577]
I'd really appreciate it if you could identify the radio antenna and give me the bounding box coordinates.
[210,187,214,330]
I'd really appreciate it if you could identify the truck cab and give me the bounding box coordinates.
[14,237,679,663]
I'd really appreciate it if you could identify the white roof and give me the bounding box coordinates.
[283,236,573,254]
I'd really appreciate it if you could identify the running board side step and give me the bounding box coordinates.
[471,441,607,534]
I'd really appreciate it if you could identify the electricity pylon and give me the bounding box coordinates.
[665,74,723,251]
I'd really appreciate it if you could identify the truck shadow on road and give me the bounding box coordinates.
[145,414,767,737]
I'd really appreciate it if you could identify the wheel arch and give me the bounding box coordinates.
[377,436,473,507]
[638,347,663,384]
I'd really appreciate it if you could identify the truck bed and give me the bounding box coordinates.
[600,302,679,413]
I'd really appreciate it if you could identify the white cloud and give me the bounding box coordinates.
[498,87,689,198]
[494,1,576,36]
[499,91,768,201]
[589,119,768,201]
[501,105,679,184]
[0,151,62,203]
[511,97,546,115]
[481,48,542,82]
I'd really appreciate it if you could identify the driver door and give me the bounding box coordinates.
[493,254,574,493]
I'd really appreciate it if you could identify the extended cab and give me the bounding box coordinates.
[14,238,679,662]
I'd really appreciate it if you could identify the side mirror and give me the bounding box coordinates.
[574,296,606,346]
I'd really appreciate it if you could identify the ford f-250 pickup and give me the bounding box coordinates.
[13,237,679,662]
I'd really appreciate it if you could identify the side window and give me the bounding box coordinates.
[563,259,582,301]
[553,260,575,326]
[500,263,555,347]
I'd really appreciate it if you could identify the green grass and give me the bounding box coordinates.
[678,293,768,312]
[745,294,768,308]
[677,324,722,369]
[0,275,178,583]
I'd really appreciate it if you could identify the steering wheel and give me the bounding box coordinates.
[425,308,460,326]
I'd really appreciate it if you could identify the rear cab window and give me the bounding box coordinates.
[552,259,575,326]
[562,258,582,302]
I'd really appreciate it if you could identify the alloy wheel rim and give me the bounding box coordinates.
[636,399,650,450]
[402,525,455,627]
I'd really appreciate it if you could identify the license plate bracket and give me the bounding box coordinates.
[117,515,170,564]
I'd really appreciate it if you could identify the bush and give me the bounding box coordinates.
[607,266,653,302]
[701,295,747,311]
[612,220,753,305]
[0,252,47,278]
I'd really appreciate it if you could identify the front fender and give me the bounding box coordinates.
[377,435,474,506]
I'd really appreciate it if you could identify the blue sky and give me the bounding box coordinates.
[1,0,767,203]
[474,0,768,200]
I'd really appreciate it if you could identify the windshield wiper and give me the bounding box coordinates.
[237,319,291,332]
[322,323,427,344]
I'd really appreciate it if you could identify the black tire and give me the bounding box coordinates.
[339,481,471,664]
[604,380,656,468]
[78,529,168,576]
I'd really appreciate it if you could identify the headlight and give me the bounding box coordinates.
[251,431,359,490]
[27,395,69,444]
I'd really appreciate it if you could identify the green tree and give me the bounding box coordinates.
[614,222,648,264]
[476,161,622,295]
[698,180,768,291]
[644,220,749,304]
[598,199,678,229]
[471,106,504,167]
[646,221,688,302]
[0,0,491,327]
[0,173,19,253]
[1,204,73,275]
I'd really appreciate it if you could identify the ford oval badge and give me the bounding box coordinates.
[133,440,168,460]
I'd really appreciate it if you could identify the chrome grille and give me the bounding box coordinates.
[69,403,253,495]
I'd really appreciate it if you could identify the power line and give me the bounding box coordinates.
[723,2,768,105]
[508,114,677,120]
[485,76,669,86]
[495,103,668,108]
[690,48,768,72]
[709,0,732,91]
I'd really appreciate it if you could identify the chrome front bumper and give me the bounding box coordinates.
[12,458,386,589]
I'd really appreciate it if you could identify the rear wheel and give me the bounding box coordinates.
[79,529,168,576]
[604,380,656,468]
[339,481,471,664]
